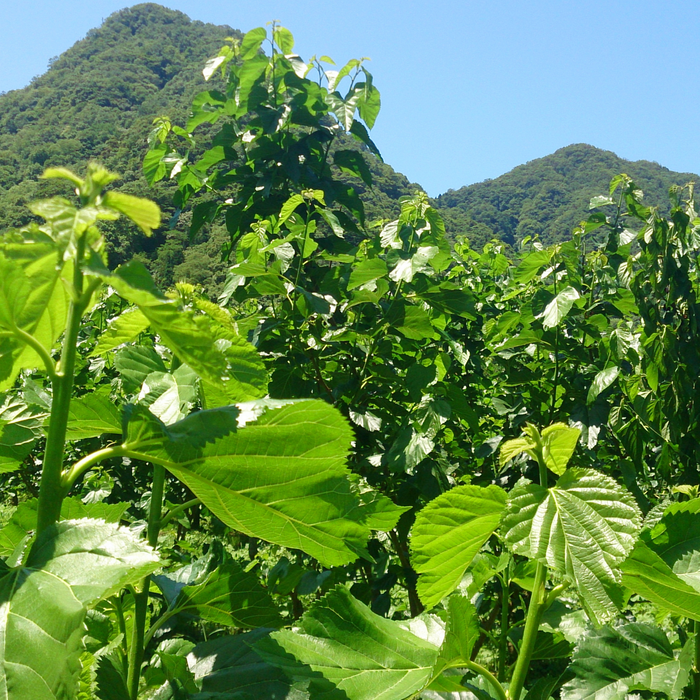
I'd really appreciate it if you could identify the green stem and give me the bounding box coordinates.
[507,562,548,700]
[36,235,89,537]
[159,497,201,529]
[497,574,509,682]
[508,453,549,700]
[465,660,508,700]
[127,465,166,700]
[11,325,57,381]
[62,445,128,492]
[694,620,700,700]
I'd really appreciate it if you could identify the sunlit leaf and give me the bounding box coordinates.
[412,485,506,608]
[503,469,641,623]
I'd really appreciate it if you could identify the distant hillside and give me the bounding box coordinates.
[437,144,699,248]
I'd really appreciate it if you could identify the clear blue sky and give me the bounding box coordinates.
[2,0,699,196]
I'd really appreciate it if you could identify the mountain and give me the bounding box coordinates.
[437,144,699,248]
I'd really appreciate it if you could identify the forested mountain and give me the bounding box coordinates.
[438,143,699,248]
[0,3,697,293]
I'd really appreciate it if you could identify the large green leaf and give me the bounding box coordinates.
[169,561,283,629]
[539,286,580,329]
[187,630,311,699]
[621,541,700,620]
[90,307,150,356]
[256,586,439,700]
[0,519,159,700]
[64,390,122,440]
[434,594,480,678]
[0,498,132,559]
[0,243,69,390]
[561,623,691,700]
[412,485,506,608]
[124,400,384,567]
[137,364,198,425]
[502,469,641,623]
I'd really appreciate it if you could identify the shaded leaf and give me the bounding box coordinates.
[257,586,439,700]
[561,623,691,700]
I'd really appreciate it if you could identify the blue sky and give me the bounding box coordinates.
[2,0,699,196]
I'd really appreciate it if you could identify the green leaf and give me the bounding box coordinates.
[347,258,388,290]
[170,561,283,628]
[0,519,159,700]
[240,27,267,60]
[561,623,691,700]
[124,400,379,567]
[541,423,581,476]
[621,541,700,620]
[188,630,311,699]
[279,194,305,225]
[65,390,122,440]
[334,150,373,186]
[388,303,437,340]
[412,484,507,608]
[641,498,700,592]
[436,594,480,672]
[0,245,69,390]
[539,286,580,329]
[116,345,167,394]
[102,191,161,236]
[90,307,150,356]
[502,469,641,623]
[90,261,267,402]
[499,423,580,476]
[256,586,439,700]
[587,367,619,405]
[138,364,198,425]
[0,397,45,473]
[273,26,294,54]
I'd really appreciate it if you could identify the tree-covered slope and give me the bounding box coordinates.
[437,144,699,248]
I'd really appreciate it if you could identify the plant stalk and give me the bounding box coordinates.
[694,619,700,700]
[127,464,166,700]
[36,235,88,536]
[507,562,548,700]
[465,660,508,700]
[497,574,510,682]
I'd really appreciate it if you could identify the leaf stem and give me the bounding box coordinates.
[497,573,510,682]
[10,325,57,381]
[160,497,201,528]
[62,445,128,492]
[465,660,508,700]
[127,464,166,700]
[694,620,700,700]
